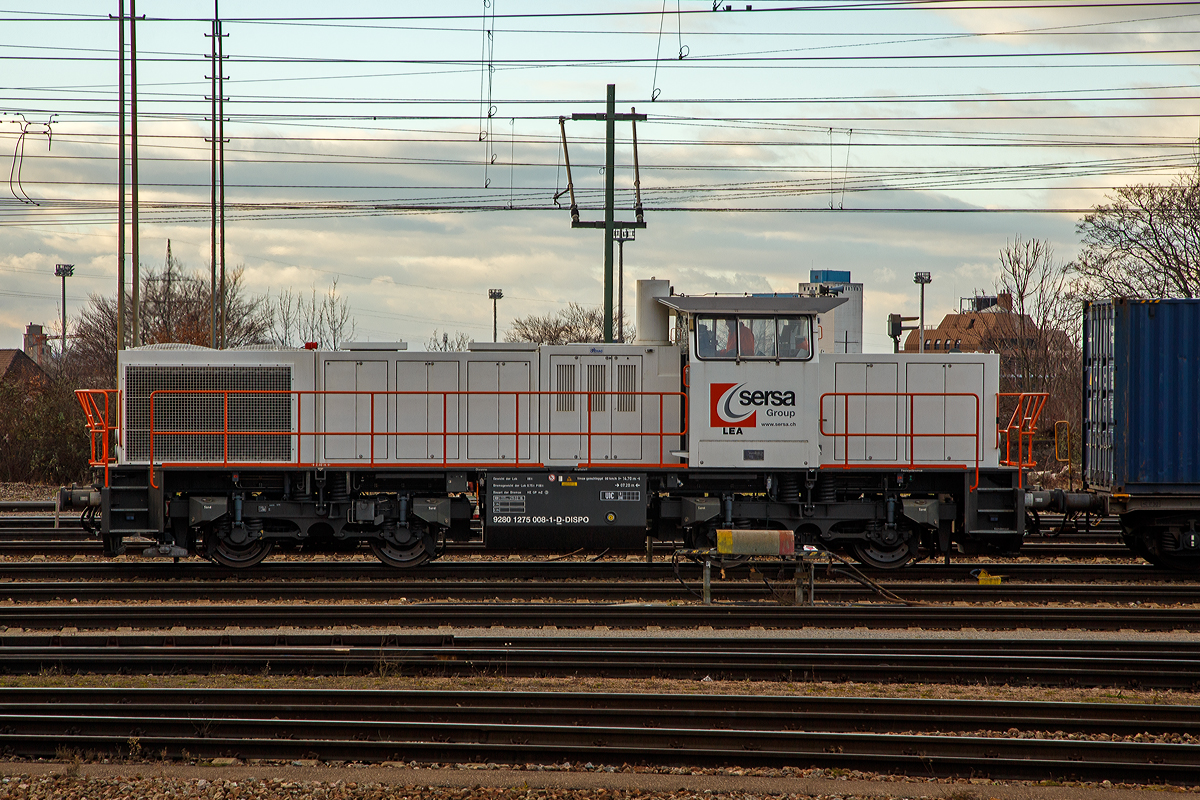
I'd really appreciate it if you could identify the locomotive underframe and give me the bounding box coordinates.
[86,463,1025,569]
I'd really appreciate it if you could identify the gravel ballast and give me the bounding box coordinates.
[1,765,1198,800]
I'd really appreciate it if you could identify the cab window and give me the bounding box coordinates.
[695,315,812,360]
[696,316,737,359]
[777,316,812,359]
[739,317,776,358]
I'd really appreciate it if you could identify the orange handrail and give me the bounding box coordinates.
[142,388,688,485]
[997,392,1048,486]
[819,391,982,491]
[74,389,120,487]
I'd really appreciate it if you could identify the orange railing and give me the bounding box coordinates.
[997,392,1048,486]
[819,392,982,490]
[140,388,687,485]
[75,388,121,486]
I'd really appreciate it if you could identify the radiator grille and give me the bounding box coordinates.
[555,363,576,412]
[586,364,607,412]
[125,365,293,463]
[616,363,637,412]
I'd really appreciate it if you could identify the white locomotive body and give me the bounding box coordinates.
[73,280,1034,569]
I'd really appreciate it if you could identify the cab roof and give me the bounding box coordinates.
[656,293,846,316]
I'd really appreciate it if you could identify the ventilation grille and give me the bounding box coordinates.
[555,363,576,412]
[587,364,607,412]
[125,365,293,463]
[616,363,637,412]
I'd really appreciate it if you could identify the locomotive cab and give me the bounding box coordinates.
[656,293,843,472]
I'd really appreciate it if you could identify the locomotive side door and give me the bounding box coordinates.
[830,360,900,463]
[394,359,461,461]
[466,358,532,462]
[906,360,985,463]
[547,354,583,462]
[611,355,643,461]
[546,349,643,464]
[322,358,388,461]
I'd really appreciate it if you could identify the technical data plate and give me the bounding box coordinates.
[483,471,648,550]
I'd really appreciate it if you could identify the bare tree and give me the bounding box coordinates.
[270,278,357,349]
[72,262,273,382]
[981,237,1081,475]
[425,329,471,351]
[507,303,632,346]
[71,293,121,384]
[1070,171,1200,298]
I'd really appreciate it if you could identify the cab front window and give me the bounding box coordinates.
[695,315,813,360]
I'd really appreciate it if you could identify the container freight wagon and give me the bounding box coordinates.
[69,280,1050,570]
[1083,298,1200,568]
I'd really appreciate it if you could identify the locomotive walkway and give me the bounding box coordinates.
[1,686,1196,782]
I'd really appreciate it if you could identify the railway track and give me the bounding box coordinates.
[2,601,1197,630]
[2,686,1198,781]
[0,577,1196,604]
[0,559,1174,583]
[0,532,1136,560]
[4,633,1200,687]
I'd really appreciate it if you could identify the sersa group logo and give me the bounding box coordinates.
[710,383,799,431]
[710,383,756,428]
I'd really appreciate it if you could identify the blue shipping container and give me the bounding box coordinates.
[1083,298,1200,493]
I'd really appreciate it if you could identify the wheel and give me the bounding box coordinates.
[1125,526,1200,571]
[1121,527,1152,561]
[369,537,431,568]
[206,534,274,568]
[851,539,916,570]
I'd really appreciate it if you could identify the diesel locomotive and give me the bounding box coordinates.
[65,279,1103,570]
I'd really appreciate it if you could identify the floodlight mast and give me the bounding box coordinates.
[914,271,932,353]
[488,289,503,342]
[54,263,75,361]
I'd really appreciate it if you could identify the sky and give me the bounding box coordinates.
[2,1,1198,353]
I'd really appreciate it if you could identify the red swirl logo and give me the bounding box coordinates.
[710,382,756,428]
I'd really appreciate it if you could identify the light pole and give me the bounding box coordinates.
[914,271,931,353]
[488,289,503,342]
[613,227,635,342]
[54,263,74,360]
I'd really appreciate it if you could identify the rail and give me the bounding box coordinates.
[139,388,686,485]
[74,389,120,486]
[997,392,1048,487]
[819,392,982,491]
